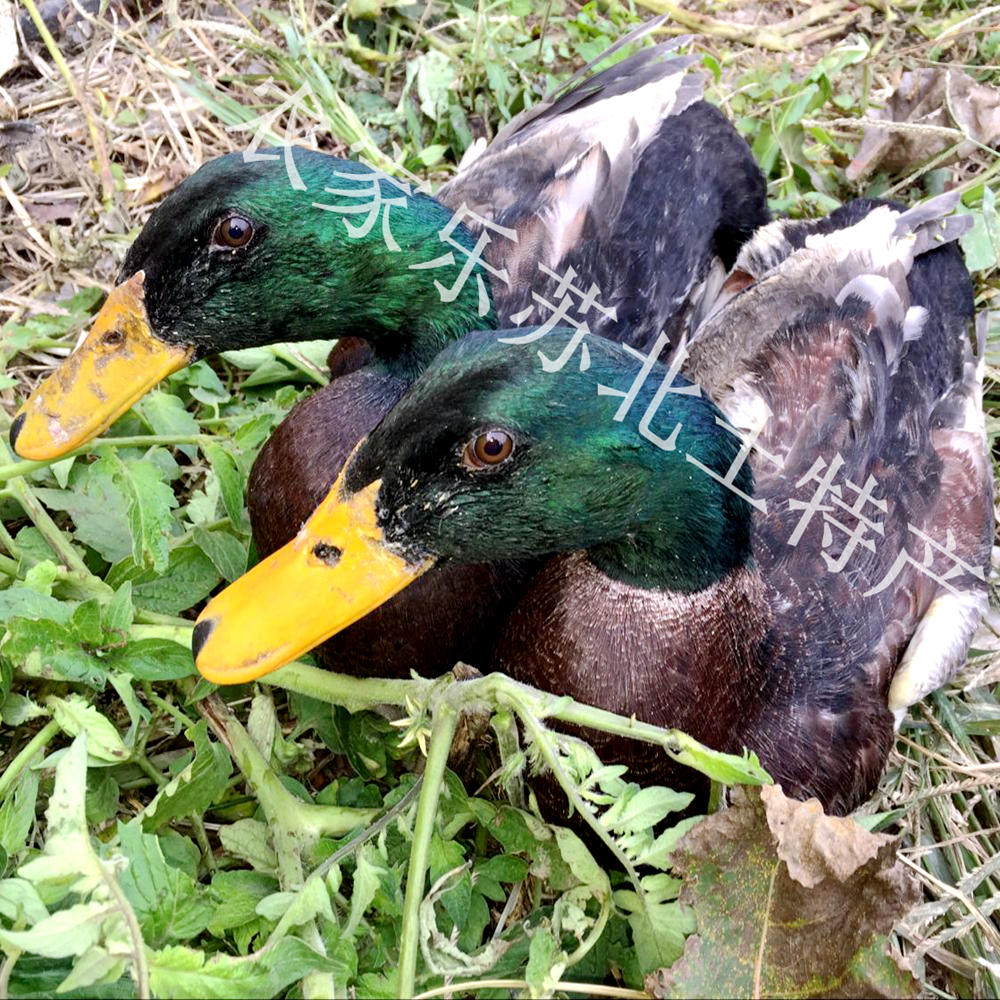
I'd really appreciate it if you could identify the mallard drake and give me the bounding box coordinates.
[241,45,768,677]
[9,41,768,676]
[192,195,991,814]
[9,40,766,462]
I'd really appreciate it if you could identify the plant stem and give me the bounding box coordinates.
[134,608,193,628]
[265,668,770,786]
[128,624,194,645]
[413,979,649,999]
[0,516,21,562]
[143,685,197,731]
[268,660,434,711]
[0,720,60,801]
[511,692,643,897]
[202,698,374,1000]
[216,704,380,841]
[272,346,329,386]
[105,867,151,998]
[0,435,217,484]
[132,750,168,789]
[398,701,458,999]
[4,472,90,575]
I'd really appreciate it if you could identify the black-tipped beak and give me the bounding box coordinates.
[191,618,216,662]
[9,413,25,451]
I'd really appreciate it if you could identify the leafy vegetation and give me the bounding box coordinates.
[1,1,998,998]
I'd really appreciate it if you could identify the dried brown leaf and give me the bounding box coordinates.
[847,68,1000,180]
[646,785,921,999]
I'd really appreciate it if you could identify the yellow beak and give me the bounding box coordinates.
[192,464,432,684]
[10,272,193,460]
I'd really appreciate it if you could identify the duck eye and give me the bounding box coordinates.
[464,430,514,469]
[214,215,254,249]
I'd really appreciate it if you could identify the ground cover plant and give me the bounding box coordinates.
[0,1,999,997]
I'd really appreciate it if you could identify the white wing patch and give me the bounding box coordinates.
[889,589,989,728]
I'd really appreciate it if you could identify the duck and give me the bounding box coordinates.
[10,36,766,463]
[10,36,770,679]
[191,194,992,814]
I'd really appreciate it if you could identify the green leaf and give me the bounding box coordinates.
[0,692,48,726]
[134,392,201,459]
[201,443,244,528]
[408,51,458,122]
[22,559,59,595]
[141,721,231,832]
[117,821,215,946]
[193,528,248,582]
[961,187,1000,273]
[0,901,110,958]
[2,953,134,999]
[109,545,220,616]
[70,599,104,648]
[467,800,575,891]
[207,871,280,935]
[0,878,49,924]
[56,945,128,995]
[615,878,693,975]
[96,452,177,573]
[239,357,296,387]
[108,638,196,681]
[0,617,105,688]
[259,877,334,939]
[148,937,350,1000]
[218,819,277,875]
[44,694,130,763]
[344,844,387,936]
[85,772,121,828]
[474,854,529,885]
[13,736,115,908]
[601,785,694,835]
[101,582,134,634]
[525,924,564,999]
[667,732,771,787]
[0,765,39,857]
[0,585,74,625]
[34,474,132,565]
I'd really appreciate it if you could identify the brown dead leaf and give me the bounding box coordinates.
[646,785,921,999]
[847,68,1000,180]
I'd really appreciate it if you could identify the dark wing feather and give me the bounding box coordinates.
[437,40,768,354]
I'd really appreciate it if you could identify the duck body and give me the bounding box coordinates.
[497,197,990,812]
[194,194,991,814]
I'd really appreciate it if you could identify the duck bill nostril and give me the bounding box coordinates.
[312,543,343,567]
[190,473,434,685]
[7,270,195,461]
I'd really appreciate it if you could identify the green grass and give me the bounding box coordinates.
[0,1,998,997]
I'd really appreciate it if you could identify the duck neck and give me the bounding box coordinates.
[336,200,499,383]
[586,444,756,594]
